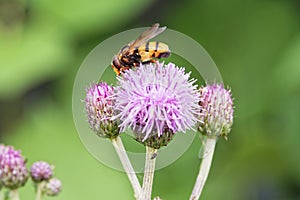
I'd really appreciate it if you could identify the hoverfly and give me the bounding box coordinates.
[112,23,171,75]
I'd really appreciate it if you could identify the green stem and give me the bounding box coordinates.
[139,146,157,200]
[35,183,44,200]
[10,189,19,200]
[111,136,142,199]
[189,138,216,200]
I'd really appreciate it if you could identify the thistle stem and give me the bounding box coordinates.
[190,138,216,200]
[111,136,141,199]
[10,189,19,200]
[35,182,44,200]
[140,146,157,200]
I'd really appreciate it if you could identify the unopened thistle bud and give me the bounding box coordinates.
[0,145,28,189]
[114,62,201,149]
[30,161,53,183]
[43,178,62,196]
[85,82,120,139]
[198,83,234,139]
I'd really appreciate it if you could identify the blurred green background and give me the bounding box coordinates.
[1,0,300,199]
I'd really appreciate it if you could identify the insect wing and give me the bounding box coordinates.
[127,23,166,53]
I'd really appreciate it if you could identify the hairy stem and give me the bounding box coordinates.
[190,138,216,200]
[35,182,44,200]
[140,146,157,200]
[111,136,141,199]
[10,189,19,200]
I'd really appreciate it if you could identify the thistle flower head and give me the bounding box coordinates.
[198,83,234,139]
[30,161,53,183]
[85,82,120,138]
[0,145,28,189]
[114,62,200,146]
[43,177,62,196]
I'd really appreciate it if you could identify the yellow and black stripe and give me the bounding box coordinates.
[137,42,170,62]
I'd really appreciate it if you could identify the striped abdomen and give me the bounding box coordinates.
[136,41,170,63]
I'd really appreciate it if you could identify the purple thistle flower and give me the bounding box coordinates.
[43,177,62,196]
[198,83,234,139]
[114,62,200,142]
[0,145,28,189]
[30,161,53,183]
[85,82,120,138]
